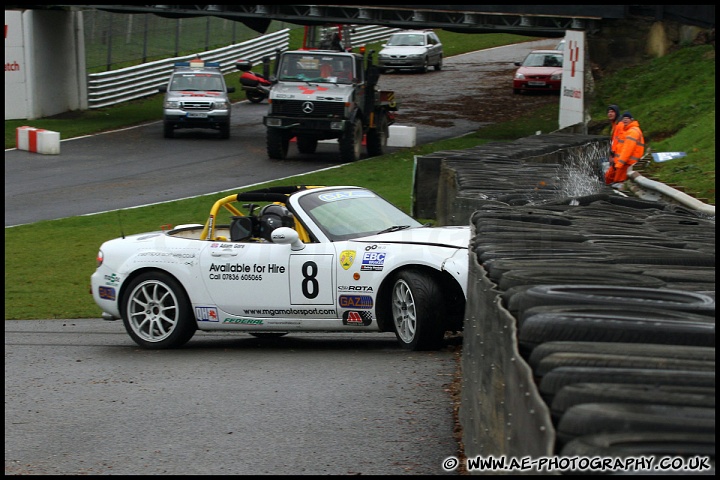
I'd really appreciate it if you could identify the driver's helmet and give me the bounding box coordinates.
[258,204,295,241]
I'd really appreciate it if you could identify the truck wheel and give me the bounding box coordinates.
[339,119,363,162]
[267,128,290,160]
[163,122,174,139]
[366,114,388,157]
[246,90,265,103]
[219,123,230,140]
[296,135,318,154]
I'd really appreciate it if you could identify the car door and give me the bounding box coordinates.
[199,240,339,320]
[427,32,442,65]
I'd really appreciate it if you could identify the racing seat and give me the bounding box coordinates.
[230,216,254,242]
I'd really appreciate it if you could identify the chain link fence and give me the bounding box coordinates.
[82,9,291,72]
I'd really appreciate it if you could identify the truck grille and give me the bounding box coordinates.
[182,101,214,111]
[271,100,344,118]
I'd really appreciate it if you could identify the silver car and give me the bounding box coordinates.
[377,30,443,73]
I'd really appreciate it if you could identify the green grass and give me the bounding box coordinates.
[4,34,715,320]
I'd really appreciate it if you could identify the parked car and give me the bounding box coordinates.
[90,185,469,351]
[377,30,443,73]
[512,49,564,94]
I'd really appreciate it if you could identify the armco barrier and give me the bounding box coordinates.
[16,126,61,155]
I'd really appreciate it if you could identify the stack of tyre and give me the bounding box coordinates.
[472,193,715,473]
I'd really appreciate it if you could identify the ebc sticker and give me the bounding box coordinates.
[339,295,373,309]
[360,251,386,271]
[98,286,116,301]
[342,311,372,326]
[318,190,376,202]
[195,306,219,322]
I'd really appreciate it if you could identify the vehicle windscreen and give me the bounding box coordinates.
[170,73,224,91]
[298,189,423,241]
[387,34,425,46]
[277,53,354,84]
[522,53,563,68]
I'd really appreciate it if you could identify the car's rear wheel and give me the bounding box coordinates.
[267,128,290,160]
[120,272,197,349]
[390,269,445,351]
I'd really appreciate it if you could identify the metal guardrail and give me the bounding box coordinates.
[86,25,399,109]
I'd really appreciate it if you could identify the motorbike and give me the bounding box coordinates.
[235,57,272,104]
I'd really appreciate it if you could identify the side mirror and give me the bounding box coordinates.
[514,62,521,66]
[159,85,168,93]
[271,227,305,251]
[226,86,236,93]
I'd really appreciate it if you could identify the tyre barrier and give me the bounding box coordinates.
[550,383,716,421]
[555,403,716,447]
[446,134,715,466]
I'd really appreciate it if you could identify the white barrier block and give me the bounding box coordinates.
[36,130,61,154]
[388,125,416,147]
[15,126,61,154]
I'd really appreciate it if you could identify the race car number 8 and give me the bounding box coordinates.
[301,261,319,299]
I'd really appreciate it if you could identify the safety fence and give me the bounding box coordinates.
[86,25,398,109]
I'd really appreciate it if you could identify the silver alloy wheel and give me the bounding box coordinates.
[391,278,417,344]
[127,279,180,343]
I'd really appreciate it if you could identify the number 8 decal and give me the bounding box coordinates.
[301,261,319,299]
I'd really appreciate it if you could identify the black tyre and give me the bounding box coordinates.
[539,366,716,403]
[560,431,717,460]
[518,306,715,351]
[528,341,716,370]
[390,270,445,351]
[366,113,388,157]
[163,122,174,139]
[339,118,363,162]
[535,352,715,378]
[419,58,429,73]
[219,122,230,140]
[556,403,715,446]
[267,128,290,160]
[507,285,716,319]
[434,56,443,71]
[246,90,265,103]
[296,135,318,154]
[498,269,666,291]
[551,383,716,420]
[120,271,197,349]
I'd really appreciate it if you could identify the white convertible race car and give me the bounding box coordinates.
[91,186,469,350]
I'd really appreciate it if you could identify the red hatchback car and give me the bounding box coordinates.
[513,49,563,94]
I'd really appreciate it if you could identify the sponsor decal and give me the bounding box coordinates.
[339,295,373,309]
[338,285,373,292]
[195,306,219,322]
[318,190,376,202]
[339,250,356,270]
[223,318,264,325]
[360,251,386,271]
[103,273,121,286]
[364,244,387,251]
[98,286,116,301]
[342,311,373,326]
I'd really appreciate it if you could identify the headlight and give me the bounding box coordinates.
[514,73,525,80]
[214,101,229,109]
[164,100,180,108]
[551,73,562,80]
[96,250,104,268]
[407,54,422,59]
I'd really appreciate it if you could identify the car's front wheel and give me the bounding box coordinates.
[390,269,445,351]
[120,272,197,349]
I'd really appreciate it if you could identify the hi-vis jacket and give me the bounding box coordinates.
[615,120,645,167]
